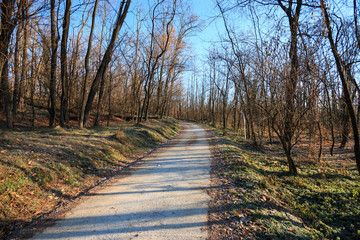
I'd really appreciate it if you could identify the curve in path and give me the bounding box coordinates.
[32,122,211,240]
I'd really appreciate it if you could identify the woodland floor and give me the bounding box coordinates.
[1,114,360,239]
[30,122,211,239]
[207,125,360,240]
[0,115,179,239]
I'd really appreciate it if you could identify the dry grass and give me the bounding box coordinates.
[209,125,360,239]
[0,118,179,238]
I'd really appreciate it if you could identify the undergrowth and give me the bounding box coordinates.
[209,125,360,240]
[0,118,179,238]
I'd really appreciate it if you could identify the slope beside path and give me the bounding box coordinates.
[32,122,211,240]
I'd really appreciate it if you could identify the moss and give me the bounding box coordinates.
[208,123,360,239]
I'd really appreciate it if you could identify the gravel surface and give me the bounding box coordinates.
[32,122,211,240]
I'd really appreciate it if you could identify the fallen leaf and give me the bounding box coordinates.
[234,210,243,218]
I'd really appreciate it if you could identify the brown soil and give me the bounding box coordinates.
[207,129,249,240]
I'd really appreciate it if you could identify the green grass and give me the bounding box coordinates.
[0,118,179,238]
[209,125,360,240]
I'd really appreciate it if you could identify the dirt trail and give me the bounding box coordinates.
[32,122,211,240]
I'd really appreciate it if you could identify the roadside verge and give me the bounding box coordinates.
[1,118,179,239]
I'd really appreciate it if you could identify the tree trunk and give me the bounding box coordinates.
[285,146,298,174]
[84,0,131,126]
[94,75,106,126]
[139,0,176,123]
[223,100,227,135]
[1,60,13,128]
[60,0,71,127]
[276,0,302,175]
[79,0,99,128]
[233,94,238,130]
[317,121,323,162]
[12,24,21,117]
[19,4,29,112]
[107,72,112,126]
[330,125,335,156]
[268,120,272,144]
[0,0,18,128]
[339,95,350,149]
[321,0,360,175]
[130,10,141,121]
[324,77,335,156]
[30,53,35,127]
[48,0,58,127]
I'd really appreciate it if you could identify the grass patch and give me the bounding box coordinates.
[208,124,360,239]
[0,118,179,238]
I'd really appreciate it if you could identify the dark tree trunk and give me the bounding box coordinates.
[12,24,21,117]
[340,119,350,149]
[30,53,35,127]
[1,60,13,128]
[94,75,106,126]
[317,121,323,162]
[233,93,238,131]
[339,95,350,149]
[324,78,335,156]
[223,101,227,134]
[19,4,29,112]
[321,0,360,175]
[48,0,58,127]
[285,147,297,174]
[138,1,176,123]
[79,0,99,128]
[0,0,18,128]
[107,73,112,126]
[84,0,131,126]
[60,0,71,127]
[275,0,302,175]
[268,119,272,144]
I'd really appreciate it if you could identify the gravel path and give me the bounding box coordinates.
[32,122,211,240]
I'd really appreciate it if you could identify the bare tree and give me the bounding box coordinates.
[79,0,99,128]
[0,0,21,128]
[59,0,72,127]
[83,0,131,126]
[19,1,30,113]
[12,1,30,117]
[48,0,59,127]
[138,0,177,123]
[320,0,360,174]
[12,18,22,117]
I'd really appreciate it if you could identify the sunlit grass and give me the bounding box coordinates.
[0,118,179,238]
[208,124,360,239]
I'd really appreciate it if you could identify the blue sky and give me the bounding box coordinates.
[126,0,226,61]
[120,0,228,83]
[188,0,223,59]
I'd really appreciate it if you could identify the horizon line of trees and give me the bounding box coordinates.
[1,0,359,175]
[177,0,360,175]
[0,0,199,128]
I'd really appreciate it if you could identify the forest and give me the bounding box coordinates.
[1,0,360,174]
[0,0,360,238]
[0,0,358,168]
[0,0,199,129]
